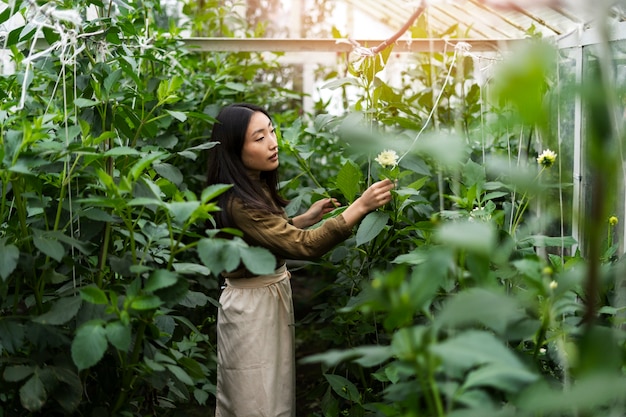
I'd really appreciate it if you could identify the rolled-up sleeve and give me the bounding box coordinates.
[229,198,353,260]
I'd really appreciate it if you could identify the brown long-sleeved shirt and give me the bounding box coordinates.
[223,188,353,278]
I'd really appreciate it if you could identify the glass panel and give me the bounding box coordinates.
[580,38,626,258]
[550,46,578,255]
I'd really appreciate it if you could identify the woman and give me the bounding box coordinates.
[206,103,394,417]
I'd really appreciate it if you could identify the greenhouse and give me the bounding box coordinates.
[1,0,626,416]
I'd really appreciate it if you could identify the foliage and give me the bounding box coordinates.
[280,18,626,417]
[0,0,298,415]
[2,1,626,417]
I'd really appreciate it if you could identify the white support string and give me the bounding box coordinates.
[397,41,471,163]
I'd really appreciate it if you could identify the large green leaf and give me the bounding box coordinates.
[33,234,65,262]
[431,330,528,374]
[80,286,109,305]
[144,269,179,292]
[71,321,108,370]
[238,245,276,275]
[130,295,163,310]
[0,238,19,281]
[434,288,529,335]
[517,373,626,414]
[3,365,34,382]
[0,319,24,354]
[325,374,361,403]
[356,211,389,246]
[335,160,362,203]
[33,296,82,325]
[435,220,496,256]
[166,201,200,225]
[197,238,240,275]
[201,183,232,203]
[105,321,131,352]
[462,363,538,392]
[128,151,165,181]
[302,345,393,368]
[520,235,578,248]
[49,367,82,413]
[153,162,183,185]
[19,372,47,412]
[165,364,194,385]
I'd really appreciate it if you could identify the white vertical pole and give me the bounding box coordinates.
[572,42,584,254]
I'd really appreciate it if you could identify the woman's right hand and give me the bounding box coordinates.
[341,179,395,228]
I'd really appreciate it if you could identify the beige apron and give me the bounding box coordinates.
[215,265,296,417]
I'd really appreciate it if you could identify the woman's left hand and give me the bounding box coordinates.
[291,198,340,228]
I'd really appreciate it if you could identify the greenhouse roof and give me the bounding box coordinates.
[185,0,626,53]
[347,0,626,39]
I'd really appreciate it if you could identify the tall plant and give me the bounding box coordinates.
[0,0,300,415]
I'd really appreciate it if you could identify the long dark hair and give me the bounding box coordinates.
[206,103,288,228]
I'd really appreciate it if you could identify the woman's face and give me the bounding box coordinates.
[241,111,279,175]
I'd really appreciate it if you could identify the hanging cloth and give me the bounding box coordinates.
[215,265,296,417]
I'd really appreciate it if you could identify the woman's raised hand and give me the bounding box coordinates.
[341,179,395,228]
[359,179,395,212]
[291,198,340,229]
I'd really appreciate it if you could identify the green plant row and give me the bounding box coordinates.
[0,0,301,415]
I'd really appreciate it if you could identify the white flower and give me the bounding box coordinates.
[549,280,558,290]
[537,149,557,168]
[375,150,399,169]
[469,207,491,222]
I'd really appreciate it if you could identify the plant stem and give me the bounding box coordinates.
[112,319,147,413]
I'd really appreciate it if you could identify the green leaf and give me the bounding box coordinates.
[153,162,183,186]
[324,374,361,403]
[356,211,389,246]
[239,246,276,275]
[80,286,109,305]
[335,160,362,203]
[165,364,194,385]
[19,372,47,412]
[173,262,210,276]
[104,69,122,92]
[431,330,528,374]
[224,81,245,92]
[198,238,240,275]
[3,365,34,382]
[521,235,578,248]
[179,290,210,308]
[179,357,205,379]
[71,321,108,370]
[144,357,166,372]
[33,235,65,262]
[130,295,163,310]
[166,201,200,225]
[435,220,496,256]
[33,296,82,325]
[322,77,361,90]
[434,288,528,336]
[0,319,24,354]
[165,109,187,122]
[50,367,82,413]
[201,183,232,203]
[0,238,19,281]
[74,98,99,108]
[128,152,165,181]
[517,373,626,414]
[463,363,538,392]
[104,146,141,157]
[158,76,184,103]
[0,6,12,25]
[105,321,131,352]
[303,345,392,368]
[144,269,179,292]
